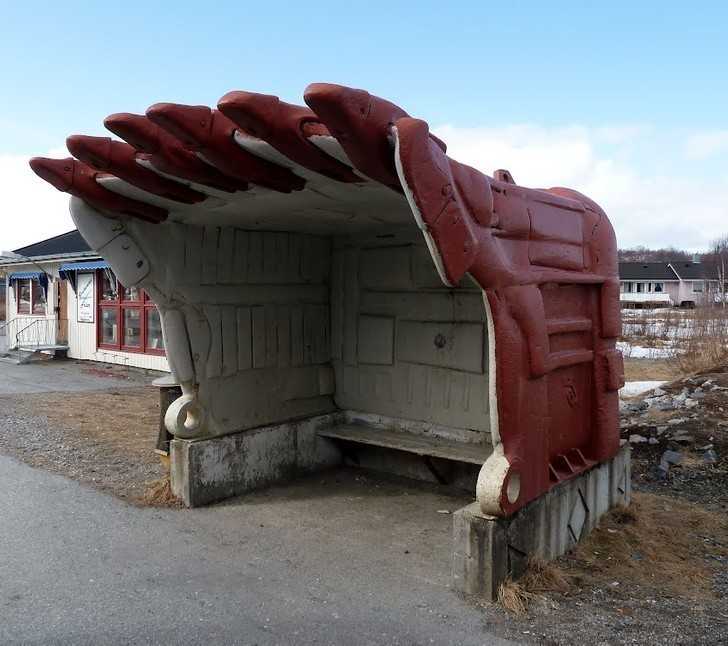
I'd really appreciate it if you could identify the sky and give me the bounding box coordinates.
[1,1,727,252]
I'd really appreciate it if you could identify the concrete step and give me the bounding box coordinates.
[17,344,69,352]
[0,345,68,365]
[13,345,69,364]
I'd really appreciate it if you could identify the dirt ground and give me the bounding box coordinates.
[1,360,727,643]
[624,357,682,382]
[0,382,167,504]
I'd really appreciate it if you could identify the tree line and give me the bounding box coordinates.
[619,236,728,265]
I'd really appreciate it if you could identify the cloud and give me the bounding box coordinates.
[684,130,728,160]
[2,126,727,255]
[433,124,728,251]
[0,148,74,253]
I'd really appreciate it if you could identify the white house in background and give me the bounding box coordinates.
[0,230,169,370]
[619,260,723,308]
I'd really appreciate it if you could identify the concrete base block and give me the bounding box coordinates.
[452,445,631,600]
[171,414,342,507]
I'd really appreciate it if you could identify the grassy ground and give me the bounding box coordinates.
[0,386,168,504]
[623,357,682,382]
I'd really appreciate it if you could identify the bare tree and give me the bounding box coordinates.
[703,235,728,307]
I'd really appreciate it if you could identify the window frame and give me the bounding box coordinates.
[15,278,46,316]
[96,270,165,356]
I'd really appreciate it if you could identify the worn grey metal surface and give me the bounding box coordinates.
[0,455,514,646]
[330,230,489,437]
[452,445,631,599]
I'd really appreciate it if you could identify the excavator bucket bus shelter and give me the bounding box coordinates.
[30,83,629,598]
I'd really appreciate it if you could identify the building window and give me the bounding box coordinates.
[692,281,704,293]
[654,283,663,292]
[15,278,46,315]
[97,270,164,355]
[636,283,644,293]
[100,308,118,345]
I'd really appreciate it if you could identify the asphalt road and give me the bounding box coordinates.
[0,359,158,394]
[0,456,512,646]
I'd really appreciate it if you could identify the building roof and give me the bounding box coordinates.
[618,262,678,280]
[12,230,90,257]
[669,261,716,280]
[0,230,98,268]
[619,261,719,281]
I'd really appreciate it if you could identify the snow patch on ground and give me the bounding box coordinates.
[620,380,667,398]
[617,342,676,359]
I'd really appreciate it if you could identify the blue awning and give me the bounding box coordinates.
[8,271,48,295]
[8,271,43,281]
[59,259,110,293]
[58,260,109,272]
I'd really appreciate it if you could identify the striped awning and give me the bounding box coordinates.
[8,270,48,295]
[59,259,111,293]
[8,271,43,281]
[58,260,109,272]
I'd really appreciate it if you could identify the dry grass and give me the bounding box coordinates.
[564,492,728,599]
[6,387,172,504]
[139,475,183,507]
[621,307,684,344]
[25,387,159,459]
[623,357,682,381]
[497,492,728,614]
[497,558,571,615]
[670,307,728,373]
[497,579,533,616]
[520,558,571,594]
[622,306,728,373]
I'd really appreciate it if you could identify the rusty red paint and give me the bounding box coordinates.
[29,157,166,223]
[304,83,408,189]
[66,135,206,204]
[104,113,247,193]
[218,91,361,183]
[146,103,305,193]
[392,113,621,514]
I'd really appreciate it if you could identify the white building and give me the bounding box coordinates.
[1,230,169,371]
[619,260,723,308]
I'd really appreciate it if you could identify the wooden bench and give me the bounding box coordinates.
[317,424,490,466]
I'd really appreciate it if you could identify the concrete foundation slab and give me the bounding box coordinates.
[452,445,630,600]
[170,413,342,506]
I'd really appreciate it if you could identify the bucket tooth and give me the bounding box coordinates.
[104,113,247,192]
[29,156,167,223]
[218,90,360,183]
[147,103,305,193]
[66,135,207,204]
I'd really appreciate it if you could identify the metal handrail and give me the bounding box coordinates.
[14,318,41,340]
[12,318,58,362]
[0,316,62,362]
[15,318,56,346]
